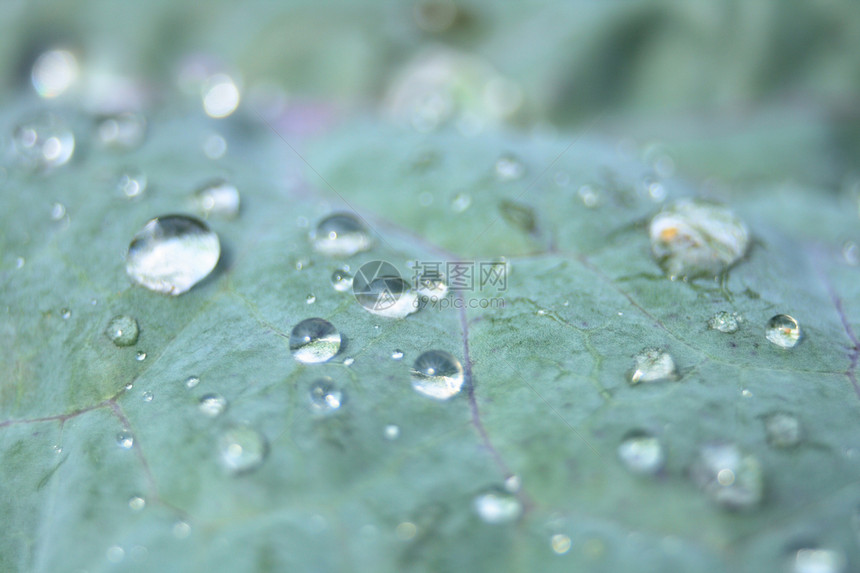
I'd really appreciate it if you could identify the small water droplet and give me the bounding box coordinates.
[106,545,125,563]
[202,73,241,118]
[217,425,267,474]
[551,534,572,555]
[504,475,521,492]
[124,382,133,391]
[395,522,417,540]
[618,431,665,475]
[630,348,677,384]
[51,444,63,455]
[330,269,354,292]
[343,357,355,366]
[13,112,75,171]
[97,112,146,150]
[765,314,802,348]
[194,179,240,219]
[495,154,525,181]
[141,391,153,402]
[451,192,472,213]
[391,349,404,360]
[116,168,148,199]
[311,213,372,256]
[473,488,522,524]
[741,389,753,398]
[172,521,191,539]
[50,202,66,221]
[289,318,341,363]
[126,215,221,295]
[708,311,741,333]
[135,351,147,361]
[128,495,146,511]
[842,241,859,266]
[791,548,846,573]
[105,315,139,347]
[116,431,134,449]
[203,133,227,159]
[384,424,400,440]
[765,412,802,448]
[649,200,749,280]
[198,393,227,417]
[690,442,763,510]
[60,308,71,319]
[416,272,448,299]
[306,294,316,304]
[578,185,600,208]
[410,350,464,400]
[354,267,419,319]
[308,378,345,413]
[185,376,200,389]
[294,257,310,271]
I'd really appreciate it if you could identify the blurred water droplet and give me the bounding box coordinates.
[384,424,400,440]
[395,522,417,540]
[791,548,846,573]
[708,311,741,333]
[50,202,66,221]
[765,413,802,448]
[13,112,75,171]
[649,200,749,280]
[31,49,78,98]
[106,545,125,563]
[551,534,572,555]
[410,350,464,400]
[128,495,146,511]
[766,314,802,348]
[194,179,240,219]
[309,378,344,413]
[842,241,859,266]
[59,308,71,319]
[203,133,227,159]
[172,521,191,539]
[116,168,148,199]
[451,193,471,213]
[495,154,525,181]
[51,444,63,454]
[202,74,240,118]
[185,376,200,389]
[355,275,419,319]
[330,269,354,292]
[645,180,667,202]
[312,213,372,256]
[343,357,355,367]
[116,431,134,449]
[135,351,147,361]
[126,215,220,295]
[578,185,600,208]
[289,318,341,363]
[218,425,266,474]
[294,257,310,271]
[413,0,457,32]
[15,257,25,269]
[306,294,316,304]
[141,391,153,402]
[391,349,404,360]
[618,431,665,475]
[473,488,522,524]
[417,272,448,299]
[505,475,521,492]
[105,315,139,347]
[198,393,227,417]
[97,112,146,150]
[690,442,763,510]
[630,348,677,384]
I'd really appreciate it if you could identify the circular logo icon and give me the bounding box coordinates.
[353,260,404,311]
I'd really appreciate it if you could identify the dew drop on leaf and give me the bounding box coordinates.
[765,412,802,448]
[308,378,344,413]
[391,349,404,361]
[690,442,763,510]
[198,393,227,417]
[578,184,600,208]
[765,314,802,348]
[354,277,419,319]
[106,545,125,563]
[128,495,145,511]
[495,153,525,181]
[618,430,665,475]
[473,488,522,524]
[97,112,147,150]
[306,294,316,304]
[311,213,372,256]
[172,521,191,540]
[217,425,267,474]
[194,179,240,219]
[50,202,66,221]
[343,357,355,367]
[791,548,846,573]
[708,311,741,333]
[201,73,240,118]
[13,112,75,171]
[384,424,400,440]
[31,49,78,98]
[135,351,147,361]
[184,376,200,389]
[116,168,148,199]
[116,431,134,449]
[289,318,341,364]
[550,534,572,555]
[141,391,153,402]
[330,269,353,292]
[410,350,464,400]
[451,192,471,213]
[629,348,677,384]
[126,215,221,295]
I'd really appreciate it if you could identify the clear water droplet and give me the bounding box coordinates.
[124,382,133,391]
[194,179,240,219]
[202,73,241,118]
[395,522,417,540]
[649,200,749,280]
[51,444,63,454]
[289,318,341,364]
[765,314,802,348]
[708,311,741,333]
[97,112,146,150]
[116,431,134,449]
[185,376,200,389]
[135,351,147,361]
[105,315,139,347]
[765,412,802,448]
[473,488,522,524]
[384,424,400,440]
[551,534,572,555]
[354,273,419,319]
[60,308,71,319]
[330,269,354,292]
[116,168,148,199]
[391,349,404,360]
[311,213,372,256]
[791,548,846,573]
[198,393,227,417]
[126,215,221,295]
[141,391,153,402]
[217,425,267,474]
[618,430,665,475]
[410,350,464,400]
[451,192,472,213]
[741,389,753,398]
[630,348,677,384]
[31,49,79,98]
[128,495,146,511]
[495,154,525,181]
[13,112,75,171]
[15,257,25,269]
[308,378,345,413]
[306,294,316,304]
[690,442,764,510]
[50,202,66,221]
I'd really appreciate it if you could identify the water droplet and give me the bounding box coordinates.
[416,272,448,300]
[343,357,355,366]
[504,475,521,492]
[419,192,433,206]
[13,112,75,171]
[708,311,741,333]
[578,185,600,208]
[135,351,147,361]
[128,495,146,511]
[172,521,191,539]
[765,412,802,448]
[202,73,241,118]
[410,350,464,400]
[106,545,125,563]
[311,213,372,256]
[842,241,859,266]
[765,314,802,348]
[51,444,63,455]
[126,215,221,295]
[473,488,522,524]
[141,391,153,402]
[60,308,71,319]
[330,269,354,292]
[308,378,345,413]
[791,548,846,573]
[198,393,227,417]
[451,192,472,213]
[50,202,66,221]
[203,133,227,159]
[618,431,665,475]
[306,294,316,304]
[354,267,419,319]
[116,431,134,449]
[294,257,310,271]
[218,425,266,474]
[391,349,404,360]
[105,315,139,347]
[116,168,148,199]
[649,200,749,280]
[15,257,25,269]
[495,154,525,181]
[289,318,341,364]
[395,522,417,540]
[31,49,78,98]
[194,179,240,219]
[97,112,146,150]
[384,424,400,440]
[690,442,764,510]
[185,376,200,389]
[551,534,572,555]
[629,348,677,384]
[741,389,753,398]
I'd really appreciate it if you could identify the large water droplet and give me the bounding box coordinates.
[708,311,741,333]
[308,378,345,413]
[410,350,464,400]
[791,548,846,573]
[31,49,78,98]
[384,424,400,440]
[217,425,266,474]
[135,351,147,362]
[198,393,227,417]
[690,442,764,510]
[765,412,802,448]
[649,200,749,280]
[289,318,341,364]
[354,274,419,319]
[105,315,139,347]
[330,269,354,292]
[141,391,153,403]
[765,314,802,348]
[116,431,134,449]
[495,154,525,181]
[126,215,220,295]
[13,112,75,171]
[311,213,372,256]
[473,488,522,524]
[194,179,240,219]
[97,112,147,150]
[50,202,66,221]
[630,348,677,384]
[618,430,665,475]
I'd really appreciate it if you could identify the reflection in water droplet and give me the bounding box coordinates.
[194,179,240,219]
[842,241,859,266]
[451,193,472,213]
[128,496,146,511]
[765,314,802,348]
[105,315,139,347]
[185,376,200,389]
[495,154,524,181]
[384,424,400,440]
[97,112,146,150]
[312,213,372,256]
[289,318,341,363]
[60,308,71,319]
[32,49,78,98]
[391,349,404,361]
[355,277,419,319]
[13,112,75,171]
[50,203,66,221]
[106,546,125,563]
[116,431,134,449]
[649,200,749,280]
[141,391,153,402]
[708,311,741,333]
[330,269,354,292]
[198,393,227,417]
[410,350,464,400]
[630,348,677,384]
[618,431,665,475]
[126,215,221,295]
[306,294,316,304]
[202,74,240,118]
[135,351,147,361]
[218,425,266,474]
[765,413,802,448]
[551,534,572,555]
[473,488,522,524]
[309,378,344,413]
[792,548,846,573]
[505,475,521,492]
[116,168,148,199]
[690,442,763,510]
[343,357,355,367]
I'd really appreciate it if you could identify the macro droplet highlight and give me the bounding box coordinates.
[473,488,522,524]
[105,315,139,347]
[198,393,227,417]
[765,314,801,349]
[308,378,345,413]
[311,213,372,256]
[217,425,266,474]
[618,431,665,475]
[690,442,763,510]
[289,318,341,364]
[330,269,354,292]
[630,348,677,384]
[410,350,464,400]
[116,431,134,449]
